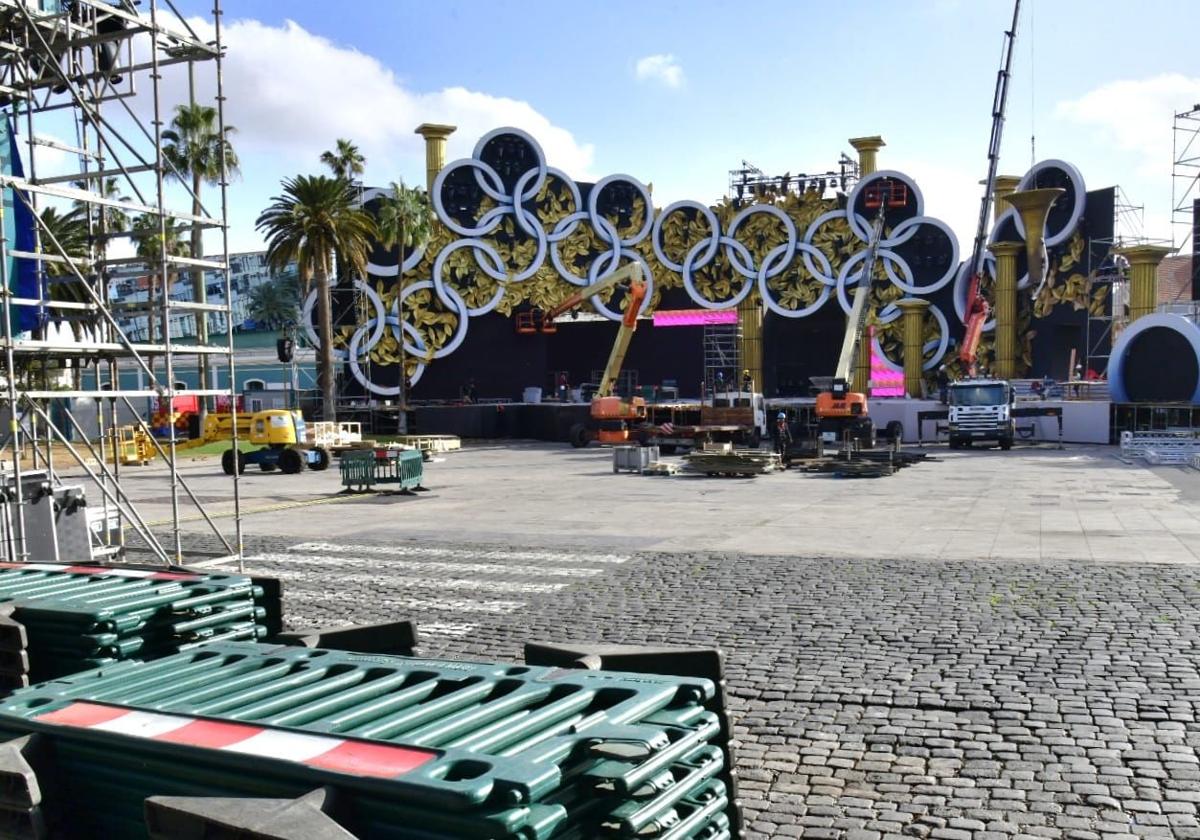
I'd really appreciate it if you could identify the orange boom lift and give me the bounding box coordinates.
[541,264,649,446]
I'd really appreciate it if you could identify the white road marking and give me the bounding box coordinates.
[229,563,566,595]
[227,553,603,579]
[420,623,479,638]
[288,542,631,565]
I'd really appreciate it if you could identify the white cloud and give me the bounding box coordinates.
[126,18,597,251]
[1055,74,1200,178]
[634,54,685,89]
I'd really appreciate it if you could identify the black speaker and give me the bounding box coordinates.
[276,337,294,363]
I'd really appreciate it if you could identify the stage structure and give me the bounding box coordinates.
[0,0,243,565]
[321,127,1115,404]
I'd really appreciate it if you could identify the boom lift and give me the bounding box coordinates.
[540,264,650,447]
[813,196,889,450]
[959,0,1022,372]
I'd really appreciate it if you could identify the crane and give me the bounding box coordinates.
[813,195,889,450]
[546,264,651,446]
[959,0,1022,372]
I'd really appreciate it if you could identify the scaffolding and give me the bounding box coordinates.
[0,0,242,568]
[1172,105,1199,256]
[702,322,739,394]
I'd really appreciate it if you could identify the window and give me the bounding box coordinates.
[244,378,266,391]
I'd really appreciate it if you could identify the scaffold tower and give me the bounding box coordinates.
[0,0,242,567]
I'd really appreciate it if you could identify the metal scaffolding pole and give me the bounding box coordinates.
[0,0,241,566]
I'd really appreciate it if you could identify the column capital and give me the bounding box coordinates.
[848,135,885,154]
[987,240,1024,259]
[895,298,932,313]
[414,123,456,141]
[1116,243,1174,266]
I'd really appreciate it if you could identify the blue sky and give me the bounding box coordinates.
[163,0,1200,255]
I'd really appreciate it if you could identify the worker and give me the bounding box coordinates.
[714,370,725,396]
[460,378,477,404]
[741,369,753,392]
[773,411,792,464]
[557,372,569,401]
[936,365,949,404]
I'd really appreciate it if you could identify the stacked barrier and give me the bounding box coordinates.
[0,564,279,686]
[0,642,733,839]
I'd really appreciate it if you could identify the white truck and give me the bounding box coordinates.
[947,378,1015,450]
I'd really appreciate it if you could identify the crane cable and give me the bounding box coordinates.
[1029,0,1037,172]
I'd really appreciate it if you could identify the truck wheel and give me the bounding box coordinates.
[309,447,331,471]
[279,448,304,474]
[749,428,762,449]
[568,423,589,449]
[221,449,246,475]
[886,421,903,442]
[949,437,963,450]
[999,436,1013,451]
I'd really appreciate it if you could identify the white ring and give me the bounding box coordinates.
[549,213,621,287]
[845,170,924,243]
[652,200,721,272]
[757,243,833,319]
[587,248,655,322]
[800,210,848,285]
[681,236,755,309]
[1107,313,1200,403]
[432,239,507,317]
[301,280,385,362]
[432,158,507,237]
[587,174,654,247]
[361,186,428,278]
[396,280,469,359]
[1013,159,1086,247]
[471,127,547,203]
[881,216,959,294]
[347,320,427,396]
[725,204,797,279]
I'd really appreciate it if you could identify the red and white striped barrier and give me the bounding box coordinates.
[36,701,437,778]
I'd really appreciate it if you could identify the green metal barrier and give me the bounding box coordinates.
[340,448,425,493]
[0,642,732,838]
[0,564,280,687]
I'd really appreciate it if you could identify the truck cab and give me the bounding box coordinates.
[947,379,1015,450]
[701,391,768,445]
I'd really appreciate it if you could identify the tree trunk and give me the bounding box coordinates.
[315,254,337,422]
[397,223,407,434]
[191,173,209,429]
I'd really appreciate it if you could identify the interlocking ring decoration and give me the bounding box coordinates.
[322,126,1090,393]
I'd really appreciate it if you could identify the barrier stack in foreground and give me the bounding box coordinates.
[0,642,732,839]
[0,563,279,686]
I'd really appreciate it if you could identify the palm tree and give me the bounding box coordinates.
[256,175,376,421]
[376,181,431,428]
[320,138,365,182]
[162,103,239,414]
[70,176,129,236]
[246,274,300,331]
[38,206,90,355]
[132,214,189,352]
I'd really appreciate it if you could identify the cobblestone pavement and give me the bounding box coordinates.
[186,536,1200,840]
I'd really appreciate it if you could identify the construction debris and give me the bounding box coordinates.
[684,445,783,476]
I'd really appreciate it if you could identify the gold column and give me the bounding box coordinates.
[981,175,1023,223]
[848,136,886,176]
[414,123,457,193]
[987,241,1023,380]
[896,298,931,397]
[1117,244,1174,323]
[852,325,872,395]
[737,297,762,393]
